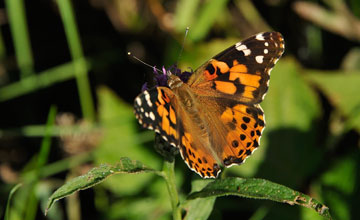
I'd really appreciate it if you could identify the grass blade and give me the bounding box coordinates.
[56,0,95,122]
[0,60,87,102]
[4,183,23,220]
[5,0,34,78]
[24,106,57,220]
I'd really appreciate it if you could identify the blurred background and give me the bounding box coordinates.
[0,0,359,219]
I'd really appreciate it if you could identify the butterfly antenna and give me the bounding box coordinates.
[128,52,164,74]
[175,27,190,66]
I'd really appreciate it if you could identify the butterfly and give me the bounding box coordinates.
[134,32,285,178]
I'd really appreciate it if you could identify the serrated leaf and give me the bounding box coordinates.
[187,177,332,220]
[46,157,158,214]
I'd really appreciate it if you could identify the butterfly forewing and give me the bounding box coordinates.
[134,87,179,147]
[188,32,285,104]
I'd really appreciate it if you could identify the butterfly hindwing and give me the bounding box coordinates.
[194,96,265,170]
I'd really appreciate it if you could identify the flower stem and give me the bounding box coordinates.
[162,160,182,220]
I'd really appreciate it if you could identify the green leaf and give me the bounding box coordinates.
[183,179,216,220]
[187,177,332,219]
[263,57,321,131]
[45,158,158,214]
[305,70,360,132]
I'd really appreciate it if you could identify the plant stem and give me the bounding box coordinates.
[162,160,182,220]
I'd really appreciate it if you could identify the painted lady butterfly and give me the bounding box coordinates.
[134,32,285,178]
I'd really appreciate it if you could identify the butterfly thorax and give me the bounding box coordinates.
[168,74,207,132]
[167,73,183,89]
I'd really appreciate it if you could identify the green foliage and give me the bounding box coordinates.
[306,70,360,132]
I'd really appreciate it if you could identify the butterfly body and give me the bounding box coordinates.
[134,32,285,178]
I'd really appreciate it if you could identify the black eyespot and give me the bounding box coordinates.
[240,134,246,140]
[241,124,247,130]
[242,116,250,123]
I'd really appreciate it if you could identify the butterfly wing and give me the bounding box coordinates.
[134,87,179,146]
[188,32,285,104]
[134,87,221,178]
[197,96,266,169]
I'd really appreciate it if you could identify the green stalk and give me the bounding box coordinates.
[5,0,34,78]
[162,160,182,220]
[56,0,95,122]
[24,106,57,220]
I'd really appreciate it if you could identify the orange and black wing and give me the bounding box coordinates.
[188,32,285,104]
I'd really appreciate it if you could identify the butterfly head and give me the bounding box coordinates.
[141,65,193,91]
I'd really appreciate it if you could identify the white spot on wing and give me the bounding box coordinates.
[256,33,265,41]
[264,42,269,46]
[255,55,264,64]
[149,112,156,121]
[264,49,268,54]
[144,90,153,107]
[235,43,251,56]
[135,97,142,106]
